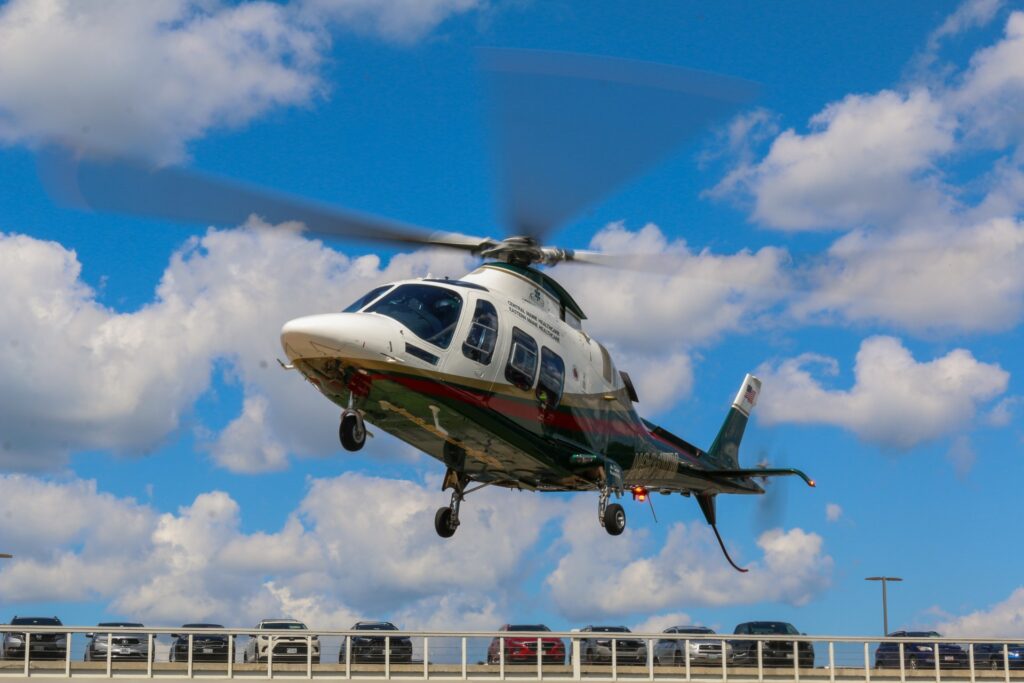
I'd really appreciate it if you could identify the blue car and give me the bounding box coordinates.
[973,644,1024,670]
[875,632,968,670]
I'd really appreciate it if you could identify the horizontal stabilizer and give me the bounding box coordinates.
[706,467,816,487]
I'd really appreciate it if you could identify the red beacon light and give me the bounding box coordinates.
[631,486,648,502]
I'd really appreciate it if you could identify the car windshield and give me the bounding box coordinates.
[367,284,464,349]
[590,626,630,633]
[508,625,550,632]
[263,622,306,630]
[182,624,222,629]
[11,617,61,626]
[356,623,397,630]
[747,623,798,635]
[343,285,392,313]
[905,632,941,638]
[97,622,143,629]
[677,628,715,634]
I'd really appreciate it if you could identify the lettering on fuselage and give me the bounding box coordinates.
[629,450,679,480]
[507,300,561,343]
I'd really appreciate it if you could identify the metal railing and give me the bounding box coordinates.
[0,626,1022,680]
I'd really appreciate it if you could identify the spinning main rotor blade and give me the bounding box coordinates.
[38,149,493,251]
[480,48,760,243]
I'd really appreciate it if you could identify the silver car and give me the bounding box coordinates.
[654,626,732,667]
[243,618,320,664]
[579,626,647,665]
[85,623,150,661]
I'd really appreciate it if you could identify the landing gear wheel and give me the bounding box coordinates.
[339,411,366,451]
[603,503,626,535]
[434,507,457,538]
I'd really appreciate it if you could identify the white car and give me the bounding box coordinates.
[654,626,732,667]
[243,619,320,664]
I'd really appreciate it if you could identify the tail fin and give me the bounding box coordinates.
[706,374,761,469]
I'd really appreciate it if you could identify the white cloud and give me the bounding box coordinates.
[632,613,693,635]
[0,472,564,628]
[953,11,1024,147]
[610,350,694,416]
[756,336,1008,449]
[938,587,1024,637]
[0,0,324,162]
[0,225,475,471]
[713,89,955,231]
[792,219,1024,332]
[299,0,486,43]
[946,435,977,477]
[927,0,1004,52]
[825,503,842,522]
[545,499,832,621]
[986,395,1023,426]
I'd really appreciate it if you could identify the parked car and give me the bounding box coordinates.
[244,618,320,664]
[974,643,1024,670]
[487,624,565,665]
[579,626,647,665]
[875,632,968,670]
[731,621,813,668]
[85,622,150,661]
[169,624,232,663]
[339,622,412,664]
[1,617,67,660]
[654,626,732,666]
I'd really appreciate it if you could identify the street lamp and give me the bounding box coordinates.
[865,576,903,635]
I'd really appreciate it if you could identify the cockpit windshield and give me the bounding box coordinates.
[367,284,464,349]
[343,285,392,313]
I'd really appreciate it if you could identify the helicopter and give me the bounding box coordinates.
[42,49,814,572]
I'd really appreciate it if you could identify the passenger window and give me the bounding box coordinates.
[462,299,499,365]
[598,343,613,383]
[505,328,538,391]
[537,347,565,409]
[561,306,583,331]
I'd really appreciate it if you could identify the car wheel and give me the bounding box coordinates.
[991,658,1001,670]
[908,657,919,670]
[674,651,683,666]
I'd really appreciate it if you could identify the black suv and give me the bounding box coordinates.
[169,624,232,662]
[874,632,967,670]
[339,622,413,664]
[731,621,813,668]
[2,617,67,660]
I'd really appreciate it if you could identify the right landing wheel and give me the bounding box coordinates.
[603,503,626,535]
[339,412,366,451]
[434,507,457,538]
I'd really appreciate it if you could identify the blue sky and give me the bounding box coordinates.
[1,0,1023,644]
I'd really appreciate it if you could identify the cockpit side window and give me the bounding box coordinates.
[505,327,538,391]
[366,284,464,349]
[343,285,392,313]
[462,299,499,365]
[597,343,613,383]
[537,347,565,409]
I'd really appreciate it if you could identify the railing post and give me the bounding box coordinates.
[898,642,905,683]
[793,639,800,682]
[345,635,351,679]
[721,639,728,682]
[386,635,391,679]
[65,631,71,678]
[423,636,430,680]
[462,636,467,680]
[23,630,29,678]
[968,643,975,683]
[934,642,940,683]
[829,641,835,683]
[685,638,691,682]
[148,633,154,679]
[571,635,579,681]
[865,642,871,683]
[648,638,654,681]
[267,635,273,679]
[500,636,506,680]
[188,633,194,680]
[611,637,617,681]
[307,634,313,679]
[228,633,234,679]
[107,631,113,677]
[757,640,763,683]
[537,637,542,680]
[1004,643,1010,683]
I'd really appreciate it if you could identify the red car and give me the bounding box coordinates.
[487,624,565,665]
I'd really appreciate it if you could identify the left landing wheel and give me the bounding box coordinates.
[434,507,457,538]
[339,412,366,451]
[603,503,626,535]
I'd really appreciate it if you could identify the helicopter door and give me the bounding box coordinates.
[456,296,502,391]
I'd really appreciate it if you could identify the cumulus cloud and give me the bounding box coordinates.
[299,0,486,43]
[926,0,1004,53]
[938,587,1024,637]
[0,472,564,627]
[545,500,832,621]
[0,225,474,471]
[756,336,1008,449]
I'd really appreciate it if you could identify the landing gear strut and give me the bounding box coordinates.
[598,486,626,536]
[339,410,366,451]
[435,468,468,538]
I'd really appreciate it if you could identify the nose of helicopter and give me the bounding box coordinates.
[280,312,397,362]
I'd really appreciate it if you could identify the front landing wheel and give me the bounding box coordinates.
[435,507,457,538]
[339,412,366,451]
[604,503,626,535]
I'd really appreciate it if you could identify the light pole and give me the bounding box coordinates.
[865,576,903,635]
